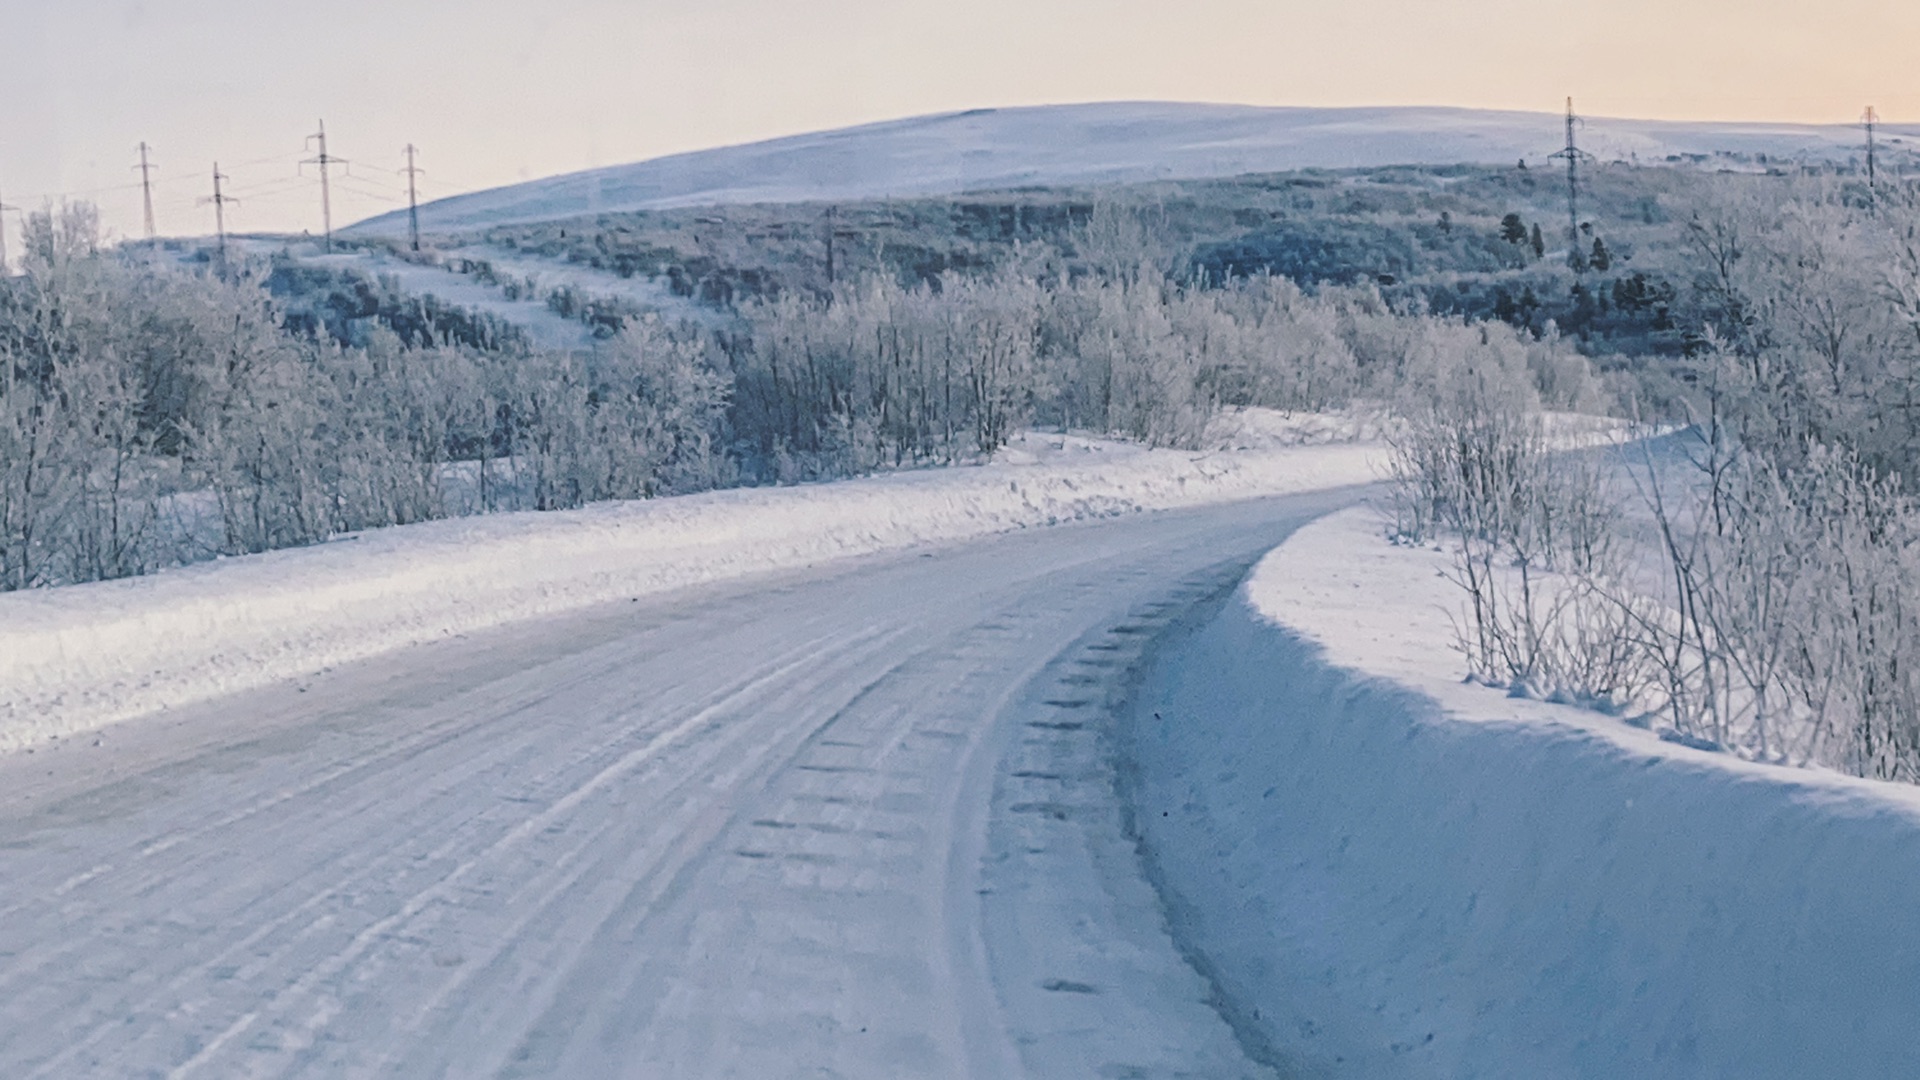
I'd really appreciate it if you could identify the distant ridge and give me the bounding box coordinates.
[347,101,1917,236]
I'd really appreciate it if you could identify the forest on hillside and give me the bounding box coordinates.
[441,160,1820,362]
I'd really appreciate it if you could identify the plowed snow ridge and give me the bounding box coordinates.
[1129,504,1920,1077]
[0,440,1383,749]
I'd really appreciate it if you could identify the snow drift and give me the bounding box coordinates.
[0,440,1381,751]
[348,102,1919,236]
[1128,505,1920,1078]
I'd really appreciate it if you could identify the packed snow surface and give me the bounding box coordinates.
[1129,504,1920,1077]
[0,436,1383,751]
[349,101,1920,235]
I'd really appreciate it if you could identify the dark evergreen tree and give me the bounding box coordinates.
[1590,237,1612,272]
[1500,213,1528,244]
[1493,288,1519,324]
[1530,223,1546,259]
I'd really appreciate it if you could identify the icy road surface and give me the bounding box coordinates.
[0,488,1359,1078]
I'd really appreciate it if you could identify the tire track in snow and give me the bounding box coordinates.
[0,488,1364,1077]
[154,627,900,1080]
[21,626,900,1080]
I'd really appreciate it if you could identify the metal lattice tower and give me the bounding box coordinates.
[135,142,158,239]
[302,121,348,253]
[1864,106,1880,211]
[402,144,424,252]
[200,163,238,271]
[1547,97,1595,272]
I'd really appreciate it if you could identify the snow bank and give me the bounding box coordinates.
[0,442,1382,751]
[1129,504,1920,1078]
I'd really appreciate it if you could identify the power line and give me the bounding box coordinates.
[150,170,298,215]
[1,148,368,236]
[403,144,424,252]
[0,142,491,241]
[341,170,400,193]
[8,180,144,204]
[219,173,311,198]
[332,178,399,204]
[226,150,306,171]
[134,142,158,239]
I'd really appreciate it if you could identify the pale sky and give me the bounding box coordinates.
[3,0,1915,240]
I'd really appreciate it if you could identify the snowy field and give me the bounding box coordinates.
[1129,503,1920,1077]
[0,434,1384,752]
[347,101,1920,236]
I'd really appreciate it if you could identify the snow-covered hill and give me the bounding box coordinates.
[348,101,1916,236]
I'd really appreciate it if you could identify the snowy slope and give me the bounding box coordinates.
[439,246,727,328]
[1129,504,1920,1077]
[348,102,1918,235]
[0,437,1384,751]
[294,247,598,349]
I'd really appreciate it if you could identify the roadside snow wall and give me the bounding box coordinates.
[0,443,1381,751]
[1128,506,1920,1079]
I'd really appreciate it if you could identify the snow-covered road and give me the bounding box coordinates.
[0,489,1359,1078]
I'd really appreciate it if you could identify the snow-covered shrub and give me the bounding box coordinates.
[488,321,730,510]
[0,204,738,584]
[1385,179,1920,784]
[1607,183,1920,779]
[1631,434,1920,779]
[731,263,1049,474]
[1389,361,1647,706]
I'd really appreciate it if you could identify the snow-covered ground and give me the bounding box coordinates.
[285,246,598,350]
[0,437,1384,752]
[442,246,726,328]
[0,486,1357,1078]
[347,101,1920,235]
[231,241,721,351]
[1202,404,1394,450]
[1129,502,1920,1077]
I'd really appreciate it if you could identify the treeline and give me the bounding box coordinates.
[727,253,1606,480]
[0,206,729,590]
[2,202,1606,592]
[1399,178,1920,784]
